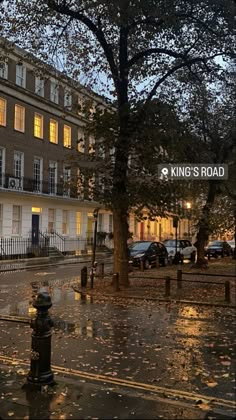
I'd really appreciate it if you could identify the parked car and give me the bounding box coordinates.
[227,240,235,254]
[128,241,169,269]
[205,240,232,258]
[162,239,197,263]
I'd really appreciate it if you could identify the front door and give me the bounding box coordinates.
[32,214,39,245]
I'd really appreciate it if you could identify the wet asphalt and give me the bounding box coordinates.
[0,263,235,419]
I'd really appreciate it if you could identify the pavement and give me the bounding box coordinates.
[1,364,235,419]
[0,257,235,419]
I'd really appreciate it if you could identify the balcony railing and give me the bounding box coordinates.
[0,173,80,199]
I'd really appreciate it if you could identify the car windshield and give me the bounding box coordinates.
[209,241,223,246]
[129,242,151,251]
[163,240,179,247]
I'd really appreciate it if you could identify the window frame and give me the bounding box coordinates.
[49,119,58,144]
[34,113,44,139]
[14,104,25,132]
[12,205,21,235]
[15,64,26,88]
[0,97,6,127]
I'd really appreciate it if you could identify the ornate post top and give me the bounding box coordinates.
[33,291,52,312]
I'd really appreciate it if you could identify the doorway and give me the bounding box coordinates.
[32,214,39,245]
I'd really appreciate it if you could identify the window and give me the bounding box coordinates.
[48,161,57,195]
[0,98,6,126]
[62,210,68,235]
[0,204,2,236]
[0,61,8,79]
[0,148,5,187]
[35,76,44,97]
[63,125,71,148]
[34,113,43,139]
[48,208,55,233]
[89,136,95,154]
[14,105,25,132]
[77,168,84,199]
[14,151,23,179]
[49,119,58,144]
[98,213,103,232]
[16,64,26,88]
[98,144,105,158]
[64,89,72,108]
[77,128,85,153]
[78,96,85,115]
[109,214,113,233]
[12,205,21,235]
[33,157,42,192]
[110,147,115,163]
[76,212,81,235]
[88,173,95,200]
[63,166,71,197]
[50,79,59,103]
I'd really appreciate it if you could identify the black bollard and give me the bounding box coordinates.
[177,269,182,289]
[99,262,104,279]
[165,276,171,297]
[112,273,120,291]
[27,291,54,387]
[225,280,231,303]
[81,266,88,288]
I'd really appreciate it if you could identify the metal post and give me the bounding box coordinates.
[91,208,100,287]
[27,291,54,387]
[99,262,104,279]
[177,269,182,289]
[225,280,231,303]
[90,267,94,289]
[112,273,120,291]
[165,276,171,297]
[81,266,87,288]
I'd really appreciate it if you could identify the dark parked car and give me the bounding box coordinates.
[205,240,232,258]
[128,241,168,269]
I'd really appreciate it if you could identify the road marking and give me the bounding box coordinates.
[0,355,235,410]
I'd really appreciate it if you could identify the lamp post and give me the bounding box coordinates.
[186,202,192,239]
[91,208,99,288]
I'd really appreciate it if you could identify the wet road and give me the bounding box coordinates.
[0,264,235,407]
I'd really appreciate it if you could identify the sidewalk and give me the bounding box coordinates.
[1,366,234,419]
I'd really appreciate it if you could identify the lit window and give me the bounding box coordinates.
[64,89,72,108]
[12,205,21,235]
[76,212,81,235]
[16,64,26,88]
[62,210,68,235]
[77,128,85,153]
[48,208,55,233]
[49,119,58,144]
[14,105,25,132]
[34,113,43,139]
[50,79,59,103]
[0,98,6,126]
[63,125,71,148]
[35,77,44,97]
[0,61,8,79]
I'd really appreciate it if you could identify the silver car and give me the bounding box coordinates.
[162,239,197,263]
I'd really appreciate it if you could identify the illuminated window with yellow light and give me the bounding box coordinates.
[34,113,43,139]
[49,119,58,144]
[76,212,81,235]
[0,98,6,126]
[63,125,71,148]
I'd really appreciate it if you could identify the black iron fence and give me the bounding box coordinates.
[0,236,49,260]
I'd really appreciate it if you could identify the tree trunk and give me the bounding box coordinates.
[113,207,129,287]
[195,180,219,267]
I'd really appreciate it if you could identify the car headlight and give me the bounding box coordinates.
[133,253,145,259]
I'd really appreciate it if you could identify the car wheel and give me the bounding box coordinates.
[144,259,150,269]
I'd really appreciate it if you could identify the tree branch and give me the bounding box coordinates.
[128,48,182,68]
[47,0,119,91]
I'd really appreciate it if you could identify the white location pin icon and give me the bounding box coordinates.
[161,167,169,176]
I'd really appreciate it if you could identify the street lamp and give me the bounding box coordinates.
[91,208,100,288]
[185,202,192,238]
